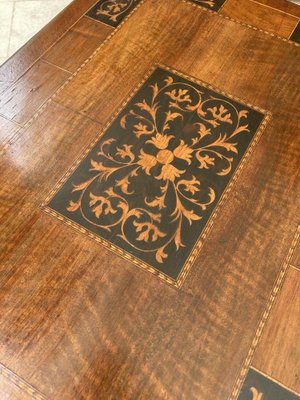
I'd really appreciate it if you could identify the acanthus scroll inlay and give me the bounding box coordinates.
[45,66,266,285]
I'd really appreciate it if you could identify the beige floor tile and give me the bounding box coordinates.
[0,0,72,66]
[0,2,14,61]
[8,0,72,56]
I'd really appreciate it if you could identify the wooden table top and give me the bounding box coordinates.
[0,0,299,399]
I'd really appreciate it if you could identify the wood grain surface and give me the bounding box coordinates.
[221,0,299,38]
[0,115,20,146]
[0,0,300,399]
[252,267,300,394]
[0,363,47,400]
[253,0,300,17]
[0,0,100,85]
[291,239,300,270]
[0,60,70,124]
[43,17,113,73]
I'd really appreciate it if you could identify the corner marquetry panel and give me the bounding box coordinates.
[189,0,226,11]
[290,21,300,44]
[45,66,267,286]
[237,368,300,400]
[86,0,142,27]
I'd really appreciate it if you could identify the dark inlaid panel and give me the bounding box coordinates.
[86,0,142,27]
[190,0,227,12]
[238,368,300,400]
[45,66,266,285]
[290,21,300,44]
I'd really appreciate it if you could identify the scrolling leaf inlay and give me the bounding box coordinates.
[46,67,265,284]
[86,0,141,27]
[237,368,300,400]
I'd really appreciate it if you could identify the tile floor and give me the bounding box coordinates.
[0,0,73,66]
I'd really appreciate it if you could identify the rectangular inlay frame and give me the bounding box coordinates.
[43,65,271,288]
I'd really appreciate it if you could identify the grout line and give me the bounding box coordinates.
[0,362,48,400]
[228,225,300,400]
[250,366,300,397]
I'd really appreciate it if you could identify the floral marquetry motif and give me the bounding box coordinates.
[238,368,300,400]
[86,0,142,27]
[190,0,227,12]
[45,66,267,286]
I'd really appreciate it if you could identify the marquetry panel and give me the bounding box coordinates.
[221,0,299,38]
[189,0,226,11]
[290,21,300,44]
[86,0,142,27]
[0,61,70,125]
[0,1,300,399]
[43,17,113,73]
[238,368,300,400]
[252,267,300,393]
[45,66,266,286]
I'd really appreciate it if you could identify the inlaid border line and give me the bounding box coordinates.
[250,366,300,398]
[42,63,271,288]
[0,362,48,400]
[0,0,110,86]
[250,0,300,19]
[2,0,298,154]
[184,0,300,46]
[1,0,147,153]
[290,263,300,271]
[228,224,300,400]
[217,0,229,13]
[43,207,177,287]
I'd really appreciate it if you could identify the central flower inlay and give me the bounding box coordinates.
[156,149,174,165]
[47,67,265,284]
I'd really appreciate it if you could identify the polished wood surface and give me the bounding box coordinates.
[253,267,300,394]
[43,17,113,73]
[0,0,300,399]
[0,60,70,125]
[0,363,46,400]
[0,115,20,145]
[291,238,300,269]
[253,0,300,17]
[221,0,299,37]
[0,0,100,85]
